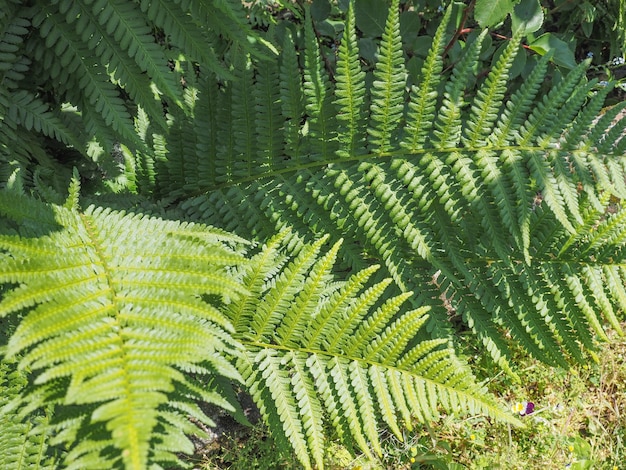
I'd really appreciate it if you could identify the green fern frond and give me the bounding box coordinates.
[231,239,519,470]
[464,30,523,147]
[303,6,337,160]
[254,57,284,173]
[139,0,228,79]
[0,190,248,469]
[334,0,366,158]
[54,0,169,132]
[7,90,84,151]
[82,0,183,107]
[367,0,405,155]
[0,2,30,90]
[230,48,259,178]
[170,2,626,375]
[403,6,451,152]
[0,361,57,469]
[30,5,146,153]
[279,31,305,161]
[432,30,486,149]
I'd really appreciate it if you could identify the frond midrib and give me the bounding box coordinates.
[241,339,517,423]
[193,144,580,194]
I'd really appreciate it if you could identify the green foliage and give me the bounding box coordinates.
[2,0,626,469]
[0,188,248,469]
[171,3,626,375]
[0,190,509,469]
[229,233,513,469]
[0,362,57,469]
[0,0,268,194]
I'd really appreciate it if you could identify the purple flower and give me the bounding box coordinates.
[511,400,535,416]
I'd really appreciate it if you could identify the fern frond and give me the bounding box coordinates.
[432,30,486,149]
[303,6,337,160]
[0,3,30,90]
[334,0,366,158]
[279,31,305,161]
[490,52,552,146]
[7,90,84,151]
[248,235,329,343]
[518,59,590,147]
[85,0,183,106]
[231,239,519,470]
[403,7,451,151]
[52,0,169,132]
[367,0,405,155]
[0,190,248,469]
[464,30,523,147]
[166,0,626,389]
[31,6,146,153]
[231,49,257,176]
[0,361,57,469]
[139,0,228,78]
[254,56,284,173]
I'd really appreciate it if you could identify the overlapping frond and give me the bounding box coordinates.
[169,2,626,373]
[230,236,517,470]
[0,190,248,469]
[1,0,271,192]
[0,361,57,469]
[4,0,626,468]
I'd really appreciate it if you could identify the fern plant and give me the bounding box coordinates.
[0,0,270,195]
[2,0,626,468]
[155,2,626,374]
[228,232,514,469]
[0,186,513,469]
[0,185,250,469]
[0,361,56,469]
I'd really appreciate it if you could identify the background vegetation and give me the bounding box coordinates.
[2,0,626,468]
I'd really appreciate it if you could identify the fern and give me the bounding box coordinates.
[0,188,248,469]
[0,361,57,469]
[3,0,626,468]
[0,0,270,193]
[229,233,516,470]
[169,2,626,374]
[334,1,366,158]
[367,0,405,155]
[0,187,514,469]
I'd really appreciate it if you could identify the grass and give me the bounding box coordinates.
[196,326,626,469]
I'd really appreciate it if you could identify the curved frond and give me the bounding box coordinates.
[171,3,626,375]
[231,239,518,470]
[0,190,247,469]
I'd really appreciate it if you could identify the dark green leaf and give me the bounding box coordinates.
[355,0,388,37]
[311,0,331,22]
[400,11,421,39]
[529,33,576,69]
[474,0,515,28]
[511,0,543,34]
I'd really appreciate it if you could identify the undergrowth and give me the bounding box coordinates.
[197,326,626,470]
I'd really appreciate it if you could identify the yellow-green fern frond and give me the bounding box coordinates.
[0,190,248,469]
[230,236,519,470]
[0,361,57,469]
